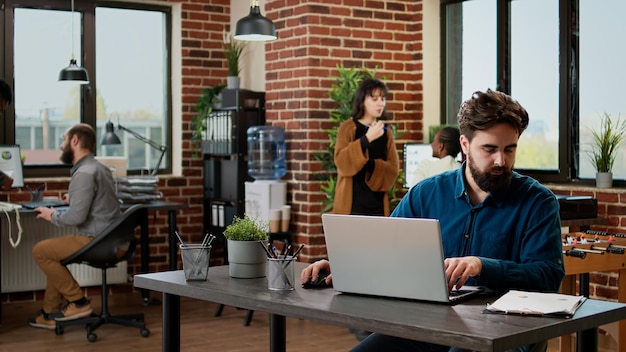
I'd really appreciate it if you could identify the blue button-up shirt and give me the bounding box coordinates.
[392,165,564,292]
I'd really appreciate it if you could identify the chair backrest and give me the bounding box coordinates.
[61,204,145,269]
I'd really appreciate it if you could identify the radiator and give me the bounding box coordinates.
[1,210,127,293]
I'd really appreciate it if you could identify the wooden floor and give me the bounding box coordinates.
[0,291,618,351]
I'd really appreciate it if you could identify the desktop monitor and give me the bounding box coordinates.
[0,145,24,188]
[402,143,433,188]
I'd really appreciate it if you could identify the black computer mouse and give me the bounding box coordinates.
[302,269,331,289]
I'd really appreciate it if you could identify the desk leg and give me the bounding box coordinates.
[168,210,178,271]
[577,273,598,352]
[140,208,150,305]
[163,292,180,352]
[269,313,286,352]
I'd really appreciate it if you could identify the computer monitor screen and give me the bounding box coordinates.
[0,145,24,188]
[402,143,433,189]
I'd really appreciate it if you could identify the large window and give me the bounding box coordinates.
[2,0,171,177]
[442,0,626,184]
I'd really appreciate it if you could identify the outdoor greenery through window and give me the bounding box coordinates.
[442,0,626,184]
[3,0,171,176]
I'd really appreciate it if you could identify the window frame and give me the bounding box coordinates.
[1,0,173,178]
[440,0,604,186]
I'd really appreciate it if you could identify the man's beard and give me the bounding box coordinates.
[60,145,74,165]
[467,153,513,193]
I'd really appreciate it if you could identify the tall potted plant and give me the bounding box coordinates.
[223,214,269,278]
[588,113,626,188]
[224,35,246,89]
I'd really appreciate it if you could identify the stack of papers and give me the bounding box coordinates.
[484,290,587,318]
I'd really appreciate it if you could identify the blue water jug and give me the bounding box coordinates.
[247,126,287,180]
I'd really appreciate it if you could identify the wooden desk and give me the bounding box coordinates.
[134,263,626,352]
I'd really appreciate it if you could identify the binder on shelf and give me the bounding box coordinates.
[204,159,221,199]
[218,204,225,227]
[211,203,219,227]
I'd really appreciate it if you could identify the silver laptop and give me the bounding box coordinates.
[321,214,484,303]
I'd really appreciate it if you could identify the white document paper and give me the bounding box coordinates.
[485,290,586,317]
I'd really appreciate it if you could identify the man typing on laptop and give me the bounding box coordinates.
[301,89,564,352]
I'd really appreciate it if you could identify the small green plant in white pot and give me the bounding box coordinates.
[223,214,269,278]
[588,113,626,188]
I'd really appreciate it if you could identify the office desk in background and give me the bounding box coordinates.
[0,200,187,321]
[134,263,626,352]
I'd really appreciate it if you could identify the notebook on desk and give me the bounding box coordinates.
[321,214,484,304]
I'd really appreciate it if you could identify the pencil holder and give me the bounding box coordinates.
[180,244,211,281]
[267,256,295,291]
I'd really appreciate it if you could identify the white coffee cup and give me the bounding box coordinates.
[281,205,291,232]
[269,209,282,233]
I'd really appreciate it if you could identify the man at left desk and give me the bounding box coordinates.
[29,123,121,330]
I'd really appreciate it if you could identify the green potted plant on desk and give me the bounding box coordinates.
[588,113,626,188]
[223,214,269,278]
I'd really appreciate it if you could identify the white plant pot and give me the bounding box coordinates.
[596,172,613,188]
[226,239,267,278]
[226,76,240,89]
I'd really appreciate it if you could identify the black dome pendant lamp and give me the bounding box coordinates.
[234,0,277,42]
[59,0,89,83]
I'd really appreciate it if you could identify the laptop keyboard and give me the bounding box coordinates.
[21,200,67,209]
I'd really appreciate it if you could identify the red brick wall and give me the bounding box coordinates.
[264,0,425,262]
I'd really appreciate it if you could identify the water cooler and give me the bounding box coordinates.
[244,126,287,227]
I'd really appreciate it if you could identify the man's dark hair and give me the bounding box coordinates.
[67,123,97,154]
[457,89,529,141]
[0,79,12,105]
[351,78,389,120]
[438,126,461,157]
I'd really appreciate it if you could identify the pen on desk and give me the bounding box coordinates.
[37,184,44,192]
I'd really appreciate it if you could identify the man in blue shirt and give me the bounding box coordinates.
[302,89,565,352]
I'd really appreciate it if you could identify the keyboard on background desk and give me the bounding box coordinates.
[21,200,68,209]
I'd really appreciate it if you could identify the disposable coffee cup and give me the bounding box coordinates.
[280,205,291,232]
[269,209,281,233]
[180,244,211,281]
[267,256,295,291]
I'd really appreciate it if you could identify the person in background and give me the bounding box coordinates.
[302,89,564,352]
[332,77,399,341]
[0,79,14,190]
[409,126,462,187]
[332,77,399,217]
[29,124,121,330]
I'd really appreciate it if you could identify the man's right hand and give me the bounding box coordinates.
[300,259,333,285]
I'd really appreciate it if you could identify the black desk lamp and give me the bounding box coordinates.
[101,120,167,176]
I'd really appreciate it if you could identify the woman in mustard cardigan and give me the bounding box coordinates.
[332,78,399,217]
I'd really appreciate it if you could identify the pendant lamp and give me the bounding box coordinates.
[59,0,89,83]
[234,0,277,42]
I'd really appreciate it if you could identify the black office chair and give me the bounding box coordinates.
[55,204,150,342]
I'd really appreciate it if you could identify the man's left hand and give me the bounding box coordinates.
[444,256,482,291]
